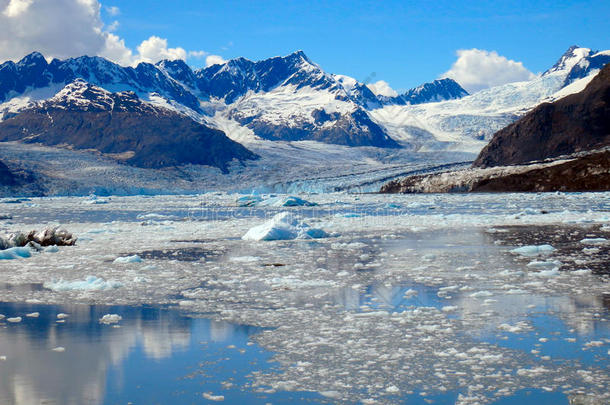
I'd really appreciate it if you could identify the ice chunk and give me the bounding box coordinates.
[43,276,123,291]
[510,244,556,256]
[258,196,317,207]
[0,247,32,260]
[83,194,108,204]
[242,212,327,241]
[51,347,65,352]
[99,314,122,324]
[527,260,561,269]
[236,195,263,207]
[7,317,22,323]
[114,255,143,264]
[57,313,69,319]
[202,392,225,401]
[26,312,40,318]
[580,238,607,245]
[28,227,77,246]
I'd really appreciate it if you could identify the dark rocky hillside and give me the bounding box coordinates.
[0,160,15,186]
[473,64,610,168]
[0,81,257,171]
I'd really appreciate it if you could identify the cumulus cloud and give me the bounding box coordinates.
[366,80,398,97]
[136,36,187,63]
[0,0,213,67]
[206,54,227,67]
[441,49,537,93]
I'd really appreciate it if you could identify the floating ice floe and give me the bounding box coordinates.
[257,195,317,207]
[527,260,561,269]
[0,247,32,260]
[236,195,263,207]
[26,312,39,318]
[202,392,225,401]
[242,212,328,241]
[510,244,556,256]
[83,194,108,204]
[114,255,143,264]
[99,314,122,324]
[580,238,607,245]
[43,276,123,291]
[7,317,22,323]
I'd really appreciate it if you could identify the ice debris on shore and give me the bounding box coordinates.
[242,212,328,241]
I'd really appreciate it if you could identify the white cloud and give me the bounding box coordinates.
[2,0,33,17]
[105,5,119,16]
[366,80,398,97]
[0,0,219,67]
[206,54,226,67]
[136,36,187,63]
[441,48,537,93]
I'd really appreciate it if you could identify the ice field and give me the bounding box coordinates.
[0,192,609,404]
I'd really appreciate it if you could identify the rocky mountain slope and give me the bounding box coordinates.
[380,149,610,193]
[381,64,610,193]
[0,80,257,171]
[474,63,610,168]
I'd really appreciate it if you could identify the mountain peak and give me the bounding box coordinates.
[401,77,468,105]
[17,51,47,66]
[544,45,592,76]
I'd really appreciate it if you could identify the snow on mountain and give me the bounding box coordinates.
[0,80,257,171]
[0,45,608,185]
[368,46,609,153]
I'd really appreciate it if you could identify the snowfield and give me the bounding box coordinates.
[0,192,608,404]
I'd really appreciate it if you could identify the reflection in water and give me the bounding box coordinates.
[0,304,261,405]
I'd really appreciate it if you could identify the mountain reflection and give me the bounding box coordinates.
[0,303,248,405]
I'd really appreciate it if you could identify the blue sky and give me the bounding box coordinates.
[1,0,608,93]
[101,0,610,91]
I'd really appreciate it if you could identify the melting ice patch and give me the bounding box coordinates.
[44,276,123,291]
[242,212,328,241]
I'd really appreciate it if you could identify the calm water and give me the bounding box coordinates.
[1,298,601,404]
[0,303,323,405]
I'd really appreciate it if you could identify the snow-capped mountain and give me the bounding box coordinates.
[0,51,201,113]
[401,78,468,104]
[0,80,257,171]
[368,45,610,152]
[0,44,607,190]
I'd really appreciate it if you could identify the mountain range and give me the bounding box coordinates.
[0,45,608,195]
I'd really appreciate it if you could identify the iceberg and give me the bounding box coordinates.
[114,255,143,264]
[257,196,318,207]
[242,212,328,241]
[236,195,263,207]
[0,247,32,260]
